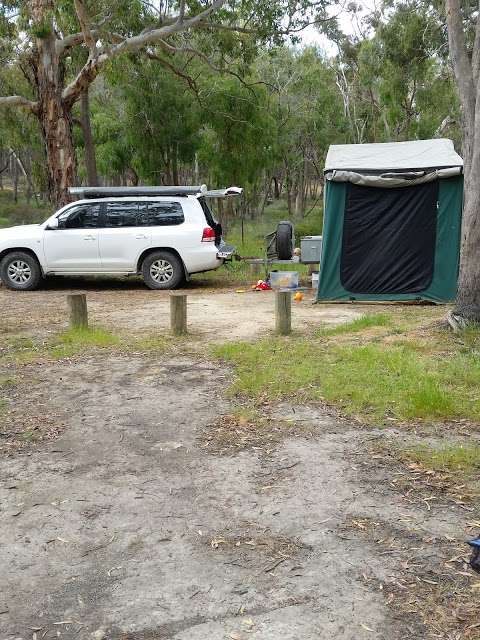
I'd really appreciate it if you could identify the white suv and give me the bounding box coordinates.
[0,185,239,291]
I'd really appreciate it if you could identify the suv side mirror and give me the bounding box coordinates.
[46,218,59,230]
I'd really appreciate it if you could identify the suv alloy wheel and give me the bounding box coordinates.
[141,250,185,290]
[0,251,42,291]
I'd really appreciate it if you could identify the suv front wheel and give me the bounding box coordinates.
[142,250,185,290]
[0,251,42,291]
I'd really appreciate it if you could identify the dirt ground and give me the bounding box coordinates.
[1,279,478,640]
[0,275,363,342]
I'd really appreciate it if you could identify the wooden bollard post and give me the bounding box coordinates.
[275,291,292,335]
[170,293,187,335]
[67,293,88,329]
[249,262,262,279]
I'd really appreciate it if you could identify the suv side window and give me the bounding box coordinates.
[105,202,139,227]
[138,202,184,226]
[61,204,101,229]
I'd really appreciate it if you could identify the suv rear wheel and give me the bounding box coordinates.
[142,250,185,290]
[0,251,42,291]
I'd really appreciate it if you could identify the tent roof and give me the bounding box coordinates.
[324,139,463,172]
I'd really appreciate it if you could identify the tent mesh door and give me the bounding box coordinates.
[340,181,439,295]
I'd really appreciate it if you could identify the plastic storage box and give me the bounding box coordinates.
[270,271,299,290]
[300,236,323,264]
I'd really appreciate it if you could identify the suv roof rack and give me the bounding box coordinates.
[69,185,207,199]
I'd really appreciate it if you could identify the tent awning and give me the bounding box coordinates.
[325,166,462,188]
[324,139,463,173]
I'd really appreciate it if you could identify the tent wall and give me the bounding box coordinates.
[316,175,463,303]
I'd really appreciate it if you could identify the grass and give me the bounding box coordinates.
[0,324,175,365]
[316,313,392,336]
[0,189,50,227]
[49,326,121,359]
[213,313,480,424]
[225,200,323,256]
[130,334,171,352]
[0,376,15,417]
[403,443,480,473]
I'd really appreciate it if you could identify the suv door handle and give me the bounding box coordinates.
[135,234,148,239]
[83,235,95,241]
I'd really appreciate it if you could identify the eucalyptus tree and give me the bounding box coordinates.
[335,3,458,143]
[257,46,345,215]
[198,74,277,217]
[0,0,330,205]
[93,56,202,185]
[444,0,480,325]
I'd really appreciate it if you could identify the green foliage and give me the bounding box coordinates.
[93,57,201,183]
[199,77,276,189]
[0,0,465,216]
[338,2,460,143]
[295,214,323,239]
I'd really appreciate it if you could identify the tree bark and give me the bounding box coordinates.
[31,1,76,206]
[272,176,280,199]
[79,88,98,186]
[13,154,18,203]
[38,85,77,207]
[445,0,480,322]
[172,144,179,184]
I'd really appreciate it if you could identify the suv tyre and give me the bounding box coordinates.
[276,221,295,260]
[0,251,42,291]
[142,250,185,290]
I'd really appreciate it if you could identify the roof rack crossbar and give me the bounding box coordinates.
[69,185,207,199]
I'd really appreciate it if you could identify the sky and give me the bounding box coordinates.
[299,0,378,53]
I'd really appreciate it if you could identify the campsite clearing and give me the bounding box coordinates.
[1,281,479,639]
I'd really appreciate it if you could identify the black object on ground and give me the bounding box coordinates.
[467,537,480,572]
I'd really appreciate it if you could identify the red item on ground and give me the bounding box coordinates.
[252,279,272,291]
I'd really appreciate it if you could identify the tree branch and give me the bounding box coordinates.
[146,52,199,93]
[62,0,226,105]
[196,23,257,34]
[110,0,225,55]
[177,0,186,24]
[157,40,273,93]
[57,28,124,56]
[56,14,113,55]
[57,31,88,52]
[74,0,96,54]
[0,95,38,113]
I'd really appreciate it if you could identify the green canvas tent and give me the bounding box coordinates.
[316,139,463,303]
